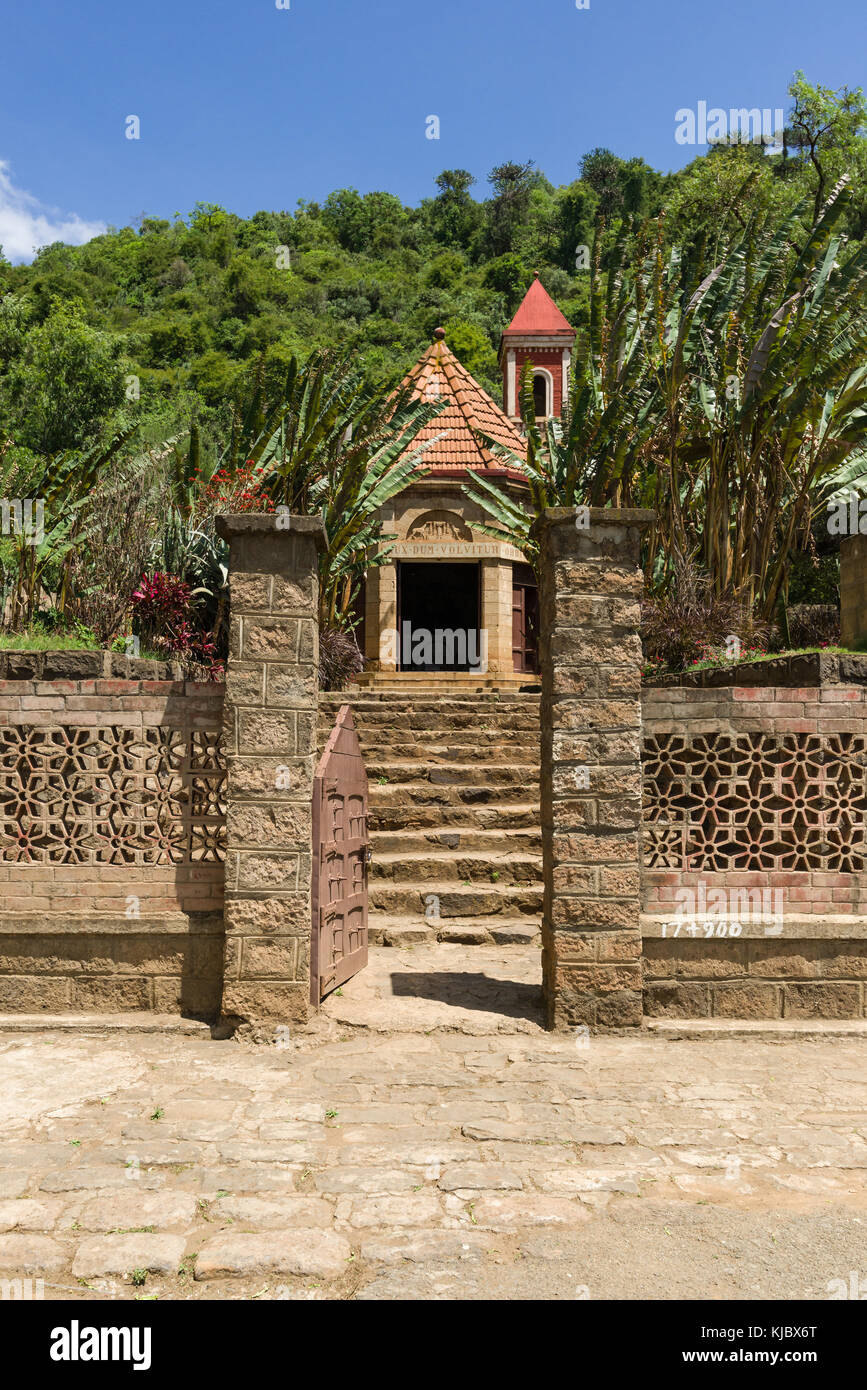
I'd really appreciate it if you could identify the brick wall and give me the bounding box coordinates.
[0,652,225,1016]
[641,659,867,1019]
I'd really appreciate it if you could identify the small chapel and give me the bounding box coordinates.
[359,274,574,687]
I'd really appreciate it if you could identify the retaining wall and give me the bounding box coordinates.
[0,651,225,1016]
[641,654,867,1019]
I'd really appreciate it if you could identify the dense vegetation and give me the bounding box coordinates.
[0,73,865,676]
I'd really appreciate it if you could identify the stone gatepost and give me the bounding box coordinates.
[215,514,325,1028]
[532,508,653,1031]
[840,534,867,650]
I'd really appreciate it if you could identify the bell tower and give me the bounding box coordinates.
[498,272,574,421]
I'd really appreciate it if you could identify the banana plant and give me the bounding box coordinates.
[186,351,446,631]
[465,187,867,621]
[462,218,664,565]
[659,179,867,614]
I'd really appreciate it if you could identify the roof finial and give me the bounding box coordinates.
[433,327,446,341]
[533,269,540,279]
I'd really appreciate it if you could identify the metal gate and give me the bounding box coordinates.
[311,704,369,1002]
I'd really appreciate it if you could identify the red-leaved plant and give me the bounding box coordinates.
[195,461,275,519]
[131,572,192,630]
[131,572,224,681]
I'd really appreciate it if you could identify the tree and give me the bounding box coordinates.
[441,319,497,383]
[579,148,624,222]
[322,189,407,254]
[427,170,479,247]
[787,72,867,221]
[0,297,127,455]
[482,252,528,310]
[485,161,535,256]
[555,181,597,270]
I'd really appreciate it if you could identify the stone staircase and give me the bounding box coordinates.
[318,690,542,947]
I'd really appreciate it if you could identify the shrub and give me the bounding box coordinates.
[131,572,192,639]
[319,627,364,690]
[642,559,769,672]
[194,461,274,521]
[131,571,223,680]
[787,604,840,648]
[787,551,840,606]
[156,619,224,681]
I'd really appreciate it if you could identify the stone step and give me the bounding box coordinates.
[368,914,542,947]
[319,710,540,724]
[370,803,540,832]
[369,882,543,918]
[360,743,538,764]
[370,850,541,885]
[321,691,541,705]
[367,761,537,787]
[350,727,540,746]
[320,703,540,726]
[370,827,543,854]
[369,782,539,809]
[322,720,541,742]
[354,676,541,693]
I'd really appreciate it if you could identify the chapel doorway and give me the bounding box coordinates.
[397,562,481,672]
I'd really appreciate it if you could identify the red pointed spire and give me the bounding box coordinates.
[502,273,573,337]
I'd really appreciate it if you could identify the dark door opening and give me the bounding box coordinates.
[512,563,539,673]
[397,562,481,671]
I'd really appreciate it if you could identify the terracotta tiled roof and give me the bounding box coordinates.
[502,273,574,337]
[401,331,526,473]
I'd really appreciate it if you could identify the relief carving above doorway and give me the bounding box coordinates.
[406,510,473,543]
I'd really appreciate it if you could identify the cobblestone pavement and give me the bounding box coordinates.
[1,946,866,1302]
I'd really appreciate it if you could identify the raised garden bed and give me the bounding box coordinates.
[643,650,867,689]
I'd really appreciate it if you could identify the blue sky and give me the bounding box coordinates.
[1,0,865,260]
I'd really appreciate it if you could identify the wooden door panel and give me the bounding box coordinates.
[512,569,539,674]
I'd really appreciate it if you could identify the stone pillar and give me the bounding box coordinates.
[481,558,513,676]
[532,508,652,1031]
[840,534,867,650]
[364,566,381,667]
[215,514,325,1027]
[373,562,398,672]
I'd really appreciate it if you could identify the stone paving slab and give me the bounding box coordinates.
[0,945,865,1300]
[323,943,545,1033]
[0,1022,865,1300]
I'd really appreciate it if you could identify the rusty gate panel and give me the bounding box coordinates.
[311,704,369,1002]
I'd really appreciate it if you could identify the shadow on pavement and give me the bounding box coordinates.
[389,970,544,1024]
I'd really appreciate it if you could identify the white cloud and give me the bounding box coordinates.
[0,160,105,264]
